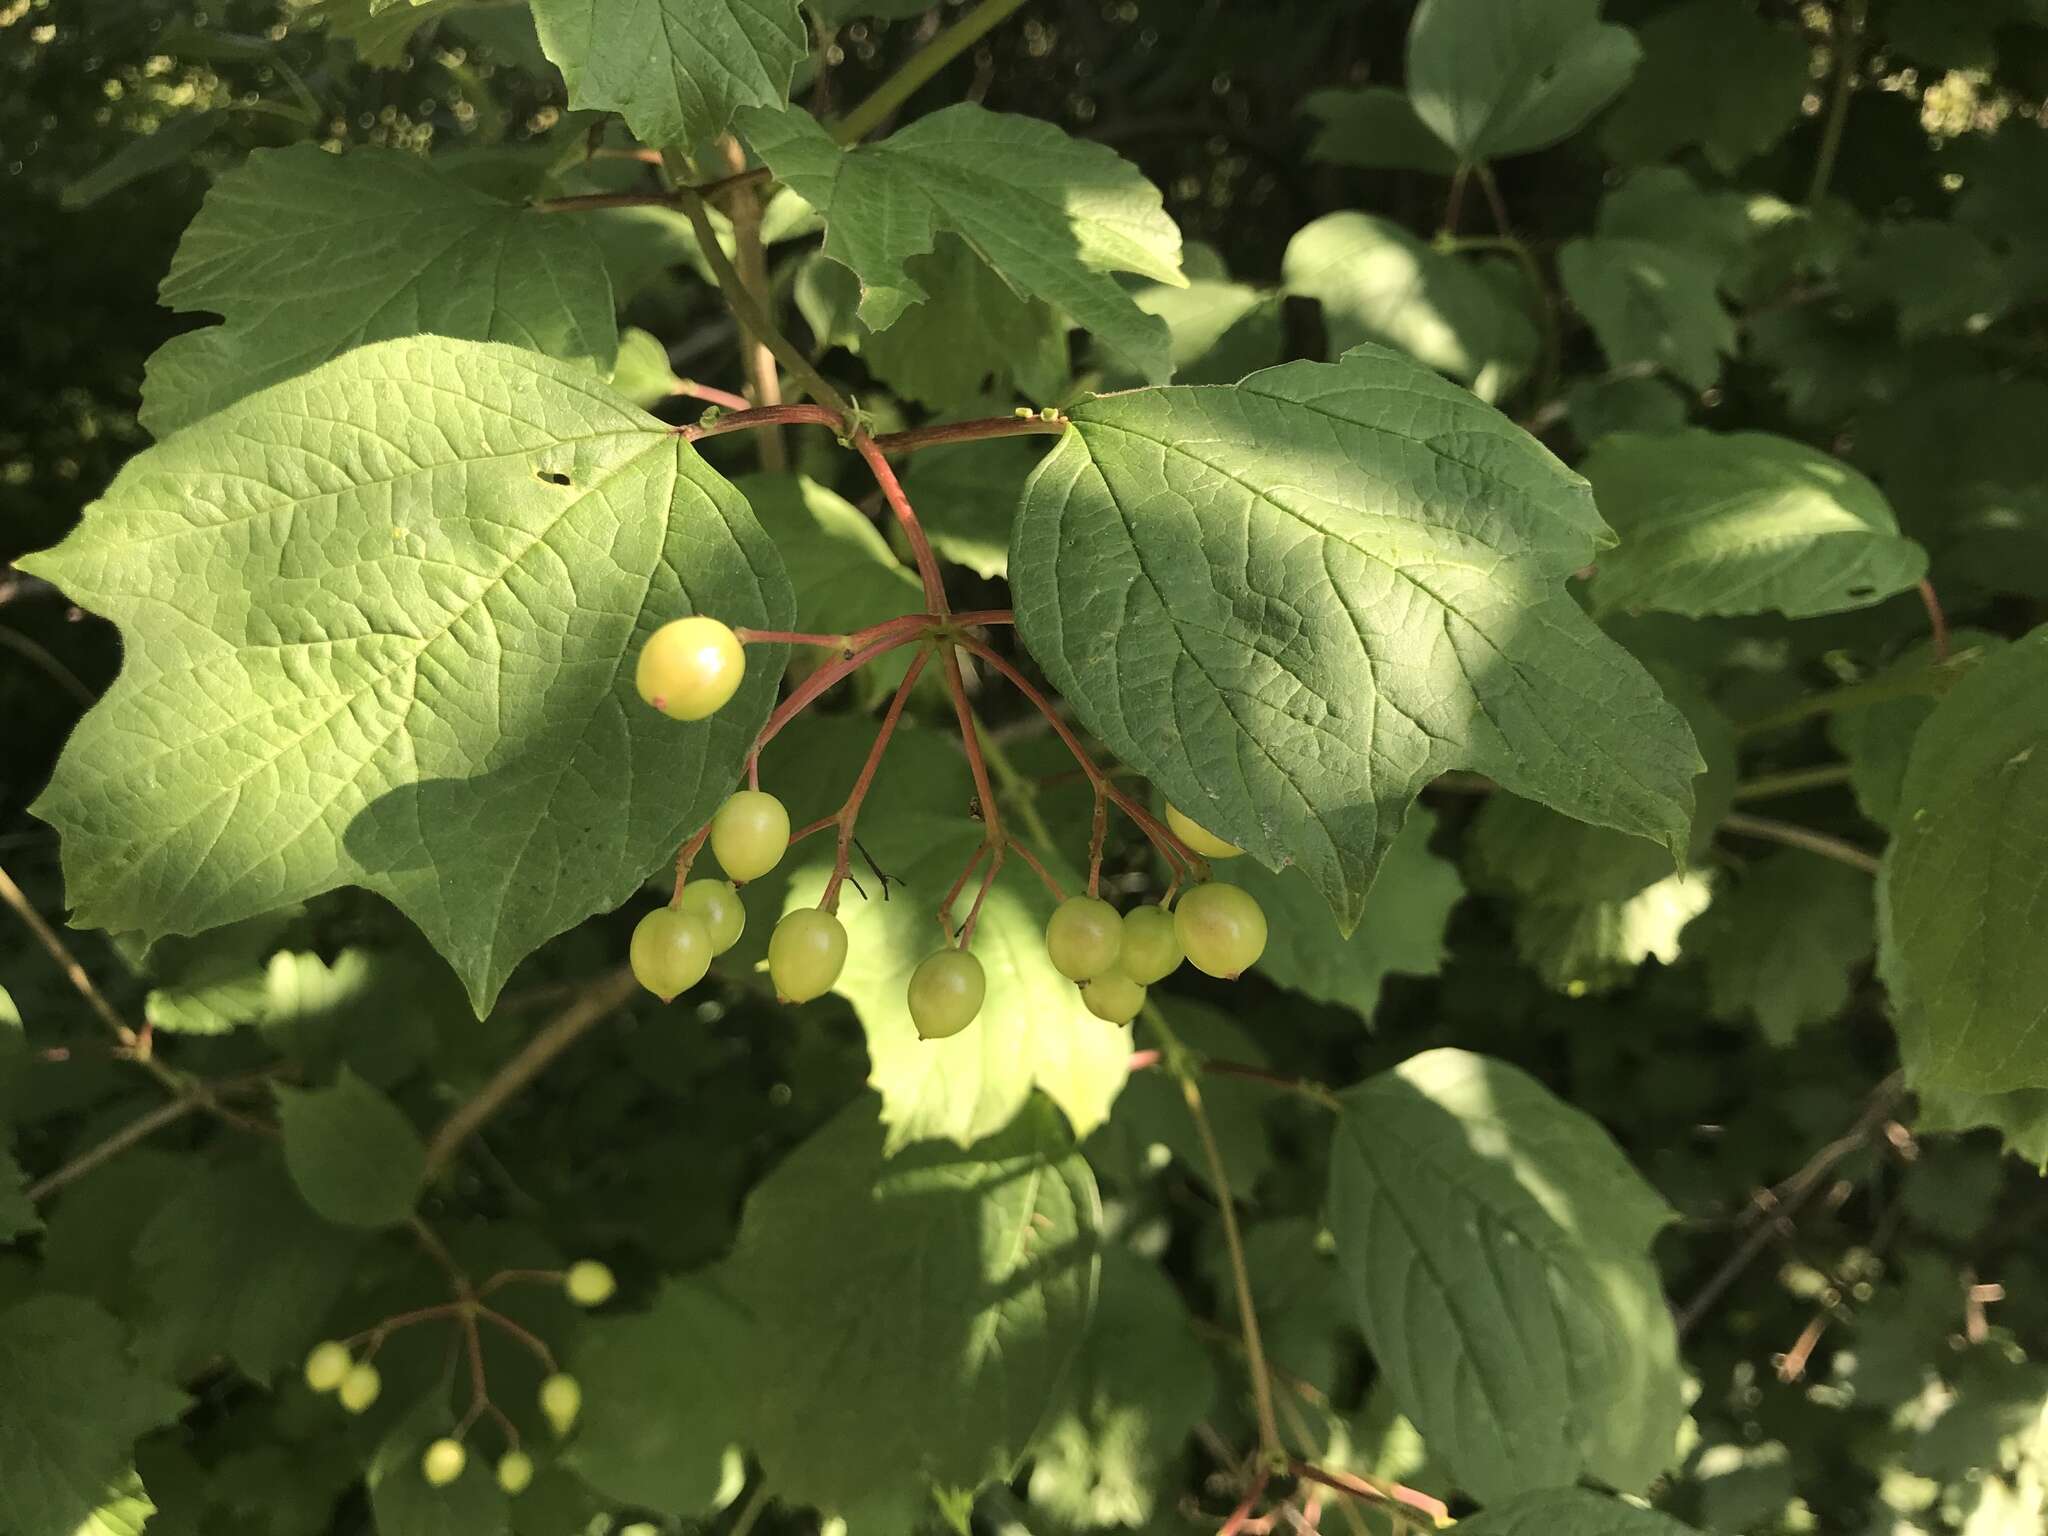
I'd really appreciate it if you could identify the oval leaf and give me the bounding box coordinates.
[1583,429,1927,619]
[1881,628,2048,1092]
[1327,1049,1684,1501]
[276,1068,426,1228]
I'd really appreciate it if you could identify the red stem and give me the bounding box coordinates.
[671,821,712,903]
[476,1306,560,1374]
[672,379,753,412]
[958,843,1005,947]
[939,645,1003,844]
[669,405,1066,461]
[821,649,929,910]
[937,841,990,936]
[1005,835,1067,903]
[1917,578,1950,662]
[679,403,844,444]
[737,613,926,649]
[951,634,1201,878]
[1288,1461,1448,1526]
[750,627,925,763]
[949,608,1015,629]
[1219,1471,1272,1536]
[1086,787,1109,898]
[852,431,948,615]
[870,416,1069,455]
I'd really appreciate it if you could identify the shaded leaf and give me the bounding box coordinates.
[904,430,1053,581]
[1559,238,1734,391]
[1282,213,1536,397]
[1328,1049,1684,1501]
[1455,1488,1704,1536]
[1011,345,1701,936]
[578,1096,1098,1526]
[528,0,804,147]
[1224,804,1462,1023]
[1582,429,1927,619]
[276,1068,426,1228]
[142,910,299,1037]
[0,1146,37,1243]
[1848,219,2012,338]
[741,103,1183,382]
[736,471,922,694]
[1301,87,1459,173]
[1917,1084,2048,1169]
[23,339,794,1014]
[0,1295,189,1536]
[367,1391,510,1536]
[1599,0,1810,172]
[1511,870,1716,996]
[1406,0,1640,163]
[1687,852,1873,1044]
[1094,1000,1274,1199]
[1881,629,2048,1092]
[140,145,616,436]
[1026,1248,1215,1528]
[132,1153,365,1380]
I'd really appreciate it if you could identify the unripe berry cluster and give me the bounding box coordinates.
[302,1257,609,1493]
[629,620,1269,1038]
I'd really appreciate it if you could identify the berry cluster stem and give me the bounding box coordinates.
[950,635,1204,880]
[820,647,930,910]
[852,431,948,616]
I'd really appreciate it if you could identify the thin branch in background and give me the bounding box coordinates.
[0,862,187,1095]
[831,0,1030,144]
[1807,0,1869,205]
[1718,811,1882,876]
[672,379,753,412]
[421,968,640,1177]
[717,135,788,471]
[1917,577,1950,662]
[1145,1004,1284,1463]
[1731,763,1854,802]
[0,624,95,707]
[1675,1071,1904,1336]
[25,1094,202,1202]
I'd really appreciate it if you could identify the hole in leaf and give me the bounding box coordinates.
[1846,585,1877,599]
[535,469,572,487]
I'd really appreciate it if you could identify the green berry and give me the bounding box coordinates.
[1174,883,1267,979]
[636,616,745,721]
[539,1372,582,1437]
[679,878,745,954]
[767,908,848,1003]
[337,1361,382,1414]
[497,1450,535,1495]
[629,906,713,1002]
[1082,971,1145,1026]
[710,790,791,883]
[421,1437,467,1487]
[303,1340,351,1394]
[1045,895,1123,981]
[1117,905,1184,985]
[564,1259,616,1307]
[1167,803,1243,859]
[908,949,985,1040]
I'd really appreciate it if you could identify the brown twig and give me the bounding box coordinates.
[1717,811,1882,876]
[1674,1071,1904,1336]
[421,968,640,1177]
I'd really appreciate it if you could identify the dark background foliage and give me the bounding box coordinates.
[4,2,2047,1533]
